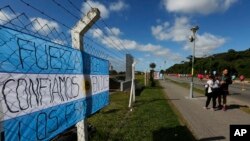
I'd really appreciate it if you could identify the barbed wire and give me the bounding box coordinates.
[84,0,132,54]
[84,36,126,64]
[53,0,128,71]
[0,2,130,140]
[0,6,121,68]
[18,0,129,65]
[0,28,111,140]
[52,0,129,55]
[67,0,130,54]
[0,6,73,47]
[0,27,79,141]
[1,5,126,73]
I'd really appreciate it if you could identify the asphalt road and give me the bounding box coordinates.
[166,76,250,106]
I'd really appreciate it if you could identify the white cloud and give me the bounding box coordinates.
[0,10,60,34]
[155,49,170,56]
[151,17,226,57]
[163,0,237,15]
[91,28,104,38]
[90,27,182,61]
[106,27,122,36]
[30,17,59,34]
[0,9,68,46]
[0,10,16,24]
[139,43,162,52]
[122,39,137,49]
[109,1,129,11]
[82,1,110,19]
[81,1,129,19]
[99,36,137,50]
[138,57,144,61]
[184,33,226,57]
[151,17,189,41]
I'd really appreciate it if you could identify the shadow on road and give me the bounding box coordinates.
[152,126,195,141]
[199,136,225,141]
[227,104,249,110]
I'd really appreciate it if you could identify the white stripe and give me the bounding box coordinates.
[0,73,109,121]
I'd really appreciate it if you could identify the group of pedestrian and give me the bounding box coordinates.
[204,69,232,111]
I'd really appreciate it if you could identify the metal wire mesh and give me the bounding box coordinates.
[0,1,134,140]
[0,4,114,141]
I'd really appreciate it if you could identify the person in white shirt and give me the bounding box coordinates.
[213,75,220,108]
[204,75,217,110]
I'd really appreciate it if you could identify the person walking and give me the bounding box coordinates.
[212,75,220,109]
[204,75,217,110]
[218,69,232,111]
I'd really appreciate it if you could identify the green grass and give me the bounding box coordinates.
[135,74,145,85]
[240,107,250,114]
[87,83,195,141]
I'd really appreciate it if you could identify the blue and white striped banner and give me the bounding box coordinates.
[0,26,109,141]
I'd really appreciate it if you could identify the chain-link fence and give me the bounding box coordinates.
[0,1,134,140]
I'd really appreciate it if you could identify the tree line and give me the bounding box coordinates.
[166,49,250,78]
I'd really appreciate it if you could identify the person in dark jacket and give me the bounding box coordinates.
[218,69,232,111]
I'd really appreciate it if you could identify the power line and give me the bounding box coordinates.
[84,35,125,59]
[0,6,72,47]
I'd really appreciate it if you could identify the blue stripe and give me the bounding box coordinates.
[0,27,109,75]
[1,91,109,141]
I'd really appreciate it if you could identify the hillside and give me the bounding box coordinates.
[166,49,250,77]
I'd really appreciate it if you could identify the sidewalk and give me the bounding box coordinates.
[160,80,250,141]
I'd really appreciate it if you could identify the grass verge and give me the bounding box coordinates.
[240,107,250,114]
[87,83,195,141]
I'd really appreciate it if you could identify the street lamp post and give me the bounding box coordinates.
[181,61,185,76]
[209,55,214,74]
[189,26,199,99]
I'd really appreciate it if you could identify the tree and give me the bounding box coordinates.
[149,62,156,87]
[186,55,197,65]
[186,55,192,61]
[118,71,125,74]
[228,49,236,53]
[160,69,165,74]
[166,49,250,77]
[149,63,156,70]
[109,70,118,75]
